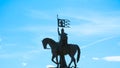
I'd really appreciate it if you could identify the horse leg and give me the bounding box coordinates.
[68,60,72,68]
[56,56,59,68]
[52,55,60,68]
[51,55,57,64]
[73,57,77,68]
[68,55,73,67]
[68,55,77,68]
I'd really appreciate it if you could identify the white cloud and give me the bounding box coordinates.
[92,57,100,60]
[20,25,56,33]
[22,49,42,60]
[81,36,114,49]
[23,9,120,37]
[0,49,41,59]
[0,53,20,58]
[102,56,120,62]
[60,10,120,36]
[27,9,54,20]
[68,22,120,36]
[92,56,120,62]
[46,65,55,68]
[22,62,27,67]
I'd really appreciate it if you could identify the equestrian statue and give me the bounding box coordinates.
[42,15,81,68]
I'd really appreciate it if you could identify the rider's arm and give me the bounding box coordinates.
[57,28,60,36]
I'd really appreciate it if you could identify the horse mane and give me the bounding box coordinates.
[43,38,57,43]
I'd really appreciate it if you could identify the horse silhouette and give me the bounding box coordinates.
[42,38,81,68]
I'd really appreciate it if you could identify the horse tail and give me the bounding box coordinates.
[77,45,80,63]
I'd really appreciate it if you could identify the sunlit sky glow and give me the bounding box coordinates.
[0,0,120,68]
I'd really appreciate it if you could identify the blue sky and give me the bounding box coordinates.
[0,0,120,68]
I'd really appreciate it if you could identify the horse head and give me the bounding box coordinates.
[42,38,57,49]
[42,38,48,49]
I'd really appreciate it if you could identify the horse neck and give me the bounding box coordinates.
[47,40,56,49]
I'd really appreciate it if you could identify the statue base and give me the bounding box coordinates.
[60,55,67,68]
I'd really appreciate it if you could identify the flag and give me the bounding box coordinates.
[57,18,70,28]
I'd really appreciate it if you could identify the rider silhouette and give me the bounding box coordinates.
[58,28,68,46]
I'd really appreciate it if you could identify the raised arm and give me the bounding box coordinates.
[57,27,60,35]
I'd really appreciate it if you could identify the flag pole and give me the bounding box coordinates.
[57,14,60,41]
[57,14,59,28]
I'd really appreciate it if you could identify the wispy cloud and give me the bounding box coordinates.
[22,49,42,60]
[20,25,56,33]
[46,65,55,68]
[70,23,120,36]
[102,56,120,62]
[22,62,28,67]
[92,57,100,60]
[0,49,41,59]
[60,9,120,36]
[26,9,54,20]
[0,53,21,58]
[23,8,120,37]
[92,56,120,62]
[81,36,114,49]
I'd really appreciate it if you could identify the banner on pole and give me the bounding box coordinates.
[57,18,70,28]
